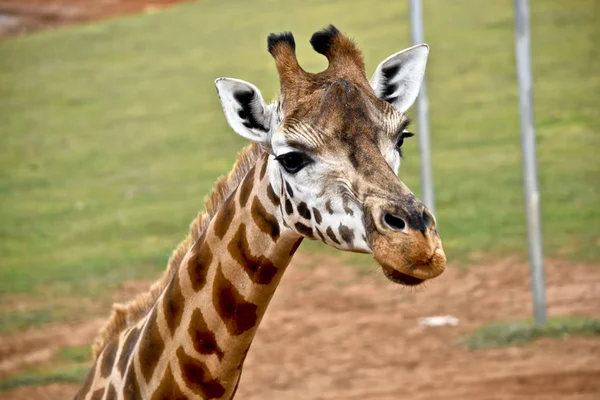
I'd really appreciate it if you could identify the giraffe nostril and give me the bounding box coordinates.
[383,213,407,232]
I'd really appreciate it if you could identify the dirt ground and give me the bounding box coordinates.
[2,2,600,399]
[0,0,188,37]
[1,253,599,399]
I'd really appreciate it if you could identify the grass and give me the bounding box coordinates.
[0,308,56,333]
[55,345,93,364]
[0,345,92,391]
[0,364,89,392]
[463,316,600,350]
[0,298,110,333]
[0,1,598,302]
[0,345,93,391]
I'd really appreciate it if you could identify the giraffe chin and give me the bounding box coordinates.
[373,242,447,286]
[382,268,426,286]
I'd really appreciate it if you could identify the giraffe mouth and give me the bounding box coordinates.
[382,269,425,286]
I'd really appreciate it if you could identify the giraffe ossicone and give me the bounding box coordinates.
[76,24,446,400]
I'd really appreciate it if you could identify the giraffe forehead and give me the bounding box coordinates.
[279,82,402,150]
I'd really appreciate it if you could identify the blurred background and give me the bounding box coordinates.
[0,0,599,399]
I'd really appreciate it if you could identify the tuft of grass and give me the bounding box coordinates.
[0,364,89,392]
[55,345,93,364]
[463,316,600,350]
[0,345,93,392]
[0,308,56,334]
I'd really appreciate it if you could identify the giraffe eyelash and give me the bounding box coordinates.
[397,118,412,134]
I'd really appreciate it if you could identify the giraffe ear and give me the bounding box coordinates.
[370,44,429,113]
[214,78,271,143]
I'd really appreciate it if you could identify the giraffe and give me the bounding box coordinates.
[75,25,446,400]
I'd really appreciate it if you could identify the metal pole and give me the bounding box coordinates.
[409,0,435,214]
[514,0,547,324]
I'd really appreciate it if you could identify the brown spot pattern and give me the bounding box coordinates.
[259,157,268,180]
[294,222,314,238]
[99,338,118,378]
[188,237,212,292]
[213,195,235,239]
[163,273,185,336]
[106,384,118,400]
[123,364,142,400]
[251,197,280,241]
[285,181,294,198]
[188,307,225,360]
[297,202,311,220]
[75,360,96,399]
[344,204,354,216]
[238,168,255,207]
[325,199,334,214]
[118,326,141,376]
[177,347,226,399]
[90,388,105,400]
[315,228,327,242]
[342,197,354,216]
[227,223,279,285]
[312,207,322,224]
[138,307,165,382]
[285,199,293,215]
[326,226,341,244]
[151,365,186,400]
[266,184,280,206]
[212,263,259,336]
[339,223,355,245]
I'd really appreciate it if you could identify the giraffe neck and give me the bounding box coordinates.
[79,153,303,400]
[163,153,301,397]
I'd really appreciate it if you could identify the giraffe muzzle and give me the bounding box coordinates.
[368,205,446,285]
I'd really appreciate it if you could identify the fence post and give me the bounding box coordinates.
[514,0,547,324]
[409,0,435,214]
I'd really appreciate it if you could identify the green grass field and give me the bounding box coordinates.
[1,0,598,306]
[463,316,600,350]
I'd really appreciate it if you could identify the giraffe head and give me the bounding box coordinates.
[215,25,445,286]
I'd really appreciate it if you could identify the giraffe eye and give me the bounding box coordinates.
[275,152,311,174]
[395,131,414,151]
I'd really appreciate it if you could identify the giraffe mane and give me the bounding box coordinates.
[92,142,265,358]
